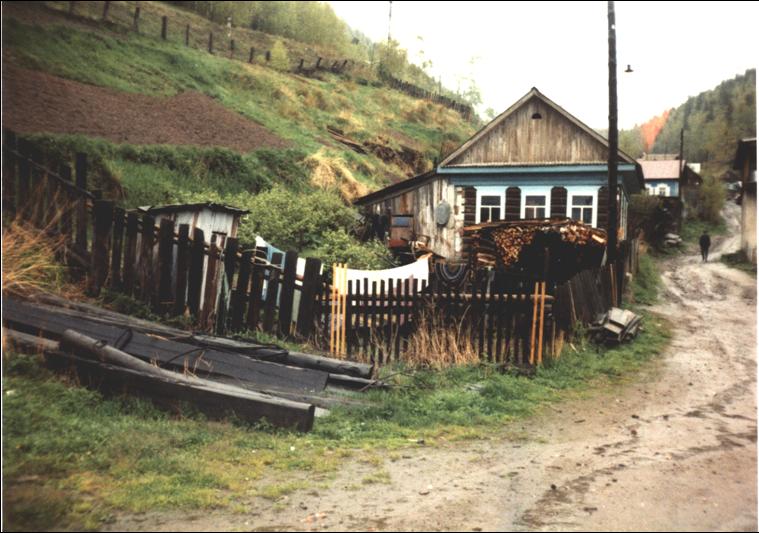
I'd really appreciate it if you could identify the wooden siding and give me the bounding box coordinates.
[367,176,464,260]
[505,187,521,220]
[448,96,610,166]
[550,186,568,218]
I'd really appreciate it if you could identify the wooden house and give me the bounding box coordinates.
[734,137,757,263]
[354,87,644,263]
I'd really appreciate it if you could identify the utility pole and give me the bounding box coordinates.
[607,0,618,261]
[387,1,393,44]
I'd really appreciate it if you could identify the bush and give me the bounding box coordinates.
[236,187,358,250]
[269,40,290,71]
[310,229,394,270]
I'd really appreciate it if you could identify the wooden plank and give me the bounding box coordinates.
[296,257,322,340]
[122,212,139,296]
[17,139,31,221]
[3,130,17,216]
[278,251,298,338]
[157,218,175,313]
[58,164,74,246]
[75,153,88,254]
[29,145,44,228]
[109,207,125,289]
[138,214,156,305]
[88,200,114,296]
[187,227,205,317]
[394,278,402,360]
[262,260,281,334]
[247,259,265,331]
[346,280,354,357]
[174,224,191,316]
[376,280,384,364]
[200,235,221,331]
[230,250,253,332]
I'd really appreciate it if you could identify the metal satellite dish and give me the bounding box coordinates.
[434,201,451,226]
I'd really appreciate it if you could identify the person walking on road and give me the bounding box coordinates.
[699,231,711,262]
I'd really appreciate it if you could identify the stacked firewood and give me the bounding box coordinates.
[465,218,608,272]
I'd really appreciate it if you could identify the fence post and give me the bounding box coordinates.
[278,251,298,338]
[208,32,213,53]
[30,145,45,228]
[161,16,168,40]
[187,227,205,318]
[248,47,254,63]
[3,130,17,217]
[156,218,175,313]
[265,50,271,62]
[229,39,235,58]
[296,257,322,340]
[69,1,76,15]
[247,247,266,331]
[58,164,73,247]
[200,235,220,331]
[315,57,321,69]
[230,250,252,331]
[262,252,282,334]
[298,58,304,70]
[75,153,88,255]
[185,24,190,46]
[139,214,156,305]
[88,200,114,296]
[102,1,110,21]
[122,212,139,296]
[174,223,191,316]
[109,207,125,289]
[133,6,140,32]
[16,139,31,221]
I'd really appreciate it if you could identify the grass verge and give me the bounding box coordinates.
[720,250,757,276]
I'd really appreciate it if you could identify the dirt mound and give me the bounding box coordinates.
[1,64,290,153]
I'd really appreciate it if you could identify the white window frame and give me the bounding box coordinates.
[566,186,599,228]
[657,184,670,196]
[524,194,548,219]
[519,186,552,221]
[475,187,505,224]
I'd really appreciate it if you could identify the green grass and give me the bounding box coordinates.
[631,253,662,305]
[680,216,727,246]
[3,313,671,530]
[720,250,757,276]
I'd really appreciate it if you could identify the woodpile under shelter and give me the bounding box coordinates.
[354,88,644,264]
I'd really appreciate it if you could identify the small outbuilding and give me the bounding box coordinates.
[137,202,249,246]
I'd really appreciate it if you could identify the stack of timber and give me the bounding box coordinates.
[464,218,608,282]
[589,307,643,344]
[3,297,387,428]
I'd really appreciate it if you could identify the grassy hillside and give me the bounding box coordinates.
[2,2,477,264]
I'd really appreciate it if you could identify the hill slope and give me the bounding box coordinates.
[1,2,478,265]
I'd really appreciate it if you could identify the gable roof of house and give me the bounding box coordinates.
[439,87,637,168]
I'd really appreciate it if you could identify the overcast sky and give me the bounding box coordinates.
[329,1,758,129]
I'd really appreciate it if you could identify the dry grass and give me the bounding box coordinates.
[305,148,368,201]
[1,220,74,299]
[402,305,480,370]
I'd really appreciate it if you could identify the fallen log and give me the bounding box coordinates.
[47,335,315,432]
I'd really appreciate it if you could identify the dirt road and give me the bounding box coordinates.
[113,206,757,532]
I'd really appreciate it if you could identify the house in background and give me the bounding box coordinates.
[355,87,643,263]
[637,156,703,199]
[733,137,757,263]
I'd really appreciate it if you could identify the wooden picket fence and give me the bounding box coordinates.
[2,131,324,340]
[317,273,557,367]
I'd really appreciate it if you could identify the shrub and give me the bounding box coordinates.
[269,40,290,71]
[695,175,726,223]
[310,229,394,270]
[236,187,358,250]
